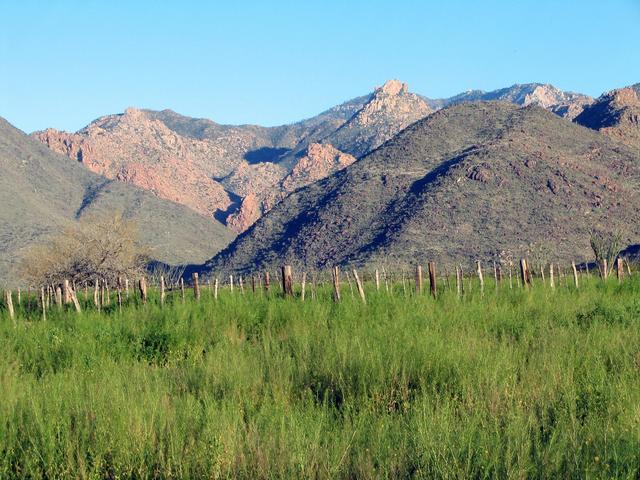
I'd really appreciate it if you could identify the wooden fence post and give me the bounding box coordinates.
[63,279,71,305]
[55,286,63,309]
[40,286,47,321]
[549,263,555,289]
[116,278,122,311]
[180,277,185,301]
[301,272,307,301]
[160,276,166,306]
[428,262,437,298]
[520,259,531,288]
[229,275,234,293]
[415,265,423,295]
[508,261,513,289]
[251,275,256,294]
[264,272,270,292]
[281,265,294,297]
[239,276,245,295]
[455,265,463,297]
[193,272,201,301]
[94,279,100,311]
[477,261,484,295]
[332,266,341,302]
[600,259,608,280]
[214,278,219,300]
[125,278,129,299]
[571,261,579,289]
[138,278,148,304]
[4,290,15,323]
[375,269,380,292]
[352,269,366,303]
[70,286,81,313]
[617,258,624,282]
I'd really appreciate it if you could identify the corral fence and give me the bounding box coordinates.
[0,257,635,323]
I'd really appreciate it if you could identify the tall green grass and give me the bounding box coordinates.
[1,277,639,478]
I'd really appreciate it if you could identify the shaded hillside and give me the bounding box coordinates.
[0,117,234,283]
[575,85,640,149]
[202,102,640,274]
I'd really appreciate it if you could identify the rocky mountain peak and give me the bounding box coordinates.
[375,79,409,97]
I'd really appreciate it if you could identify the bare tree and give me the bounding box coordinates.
[20,214,149,286]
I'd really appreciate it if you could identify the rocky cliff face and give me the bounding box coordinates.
[33,108,233,219]
[574,86,640,148]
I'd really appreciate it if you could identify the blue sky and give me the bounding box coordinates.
[1,0,639,133]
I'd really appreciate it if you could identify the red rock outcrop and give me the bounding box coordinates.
[281,143,356,193]
[226,192,262,233]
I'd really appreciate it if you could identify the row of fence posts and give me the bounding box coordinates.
[0,257,634,322]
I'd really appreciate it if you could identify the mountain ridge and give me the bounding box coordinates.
[200,101,640,274]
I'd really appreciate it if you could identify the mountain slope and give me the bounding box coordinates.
[202,102,640,273]
[574,85,640,148]
[0,117,234,283]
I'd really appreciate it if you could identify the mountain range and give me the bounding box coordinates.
[32,81,596,234]
[3,80,639,281]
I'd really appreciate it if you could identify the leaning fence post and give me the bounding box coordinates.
[71,286,81,313]
[352,269,366,303]
[375,269,380,292]
[4,290,15,323]
[160,276,166,306]
[332,266,341,302]
[477,261,484,296]
[428,262,437,298]
[571,261,579,289]
[193,272,201,301]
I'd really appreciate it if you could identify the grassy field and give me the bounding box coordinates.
[1,275,639,479]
